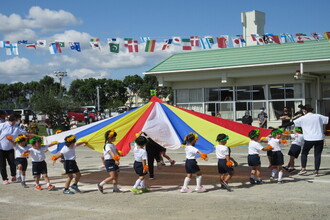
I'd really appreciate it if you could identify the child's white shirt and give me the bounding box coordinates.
[134,145,147,162]
[28,147,48,162]
[248,140,264,155]
[185,145,198,159]
[290,133,304,146]
[215,144,229,159]
[14,144,29,158]
[103,143,117,160]
[60,145,76,160]
[268,138,282,151]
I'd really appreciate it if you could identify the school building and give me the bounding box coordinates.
[144,39,330,127]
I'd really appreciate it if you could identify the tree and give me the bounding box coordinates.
[139,75,173,103]
[123,75,144,107]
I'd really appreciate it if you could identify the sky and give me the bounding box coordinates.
[0,0,329,87]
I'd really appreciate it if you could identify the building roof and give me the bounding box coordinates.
[146,40,330,74]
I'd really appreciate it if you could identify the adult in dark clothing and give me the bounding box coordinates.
[242,111,253,125]
[59,116,70,131]
[142,132,162,179]
[280,107,291,130]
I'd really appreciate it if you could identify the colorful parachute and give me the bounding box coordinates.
[44,96,271,155]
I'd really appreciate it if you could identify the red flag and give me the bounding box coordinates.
[190,36,200,47]
[127,40,139,52]
[325,32,330,40]
[271,35,281,44]
[217,37,227,48]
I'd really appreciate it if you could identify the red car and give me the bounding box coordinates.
[67,107,97,123]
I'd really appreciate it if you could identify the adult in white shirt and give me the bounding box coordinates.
[293,105,329,176]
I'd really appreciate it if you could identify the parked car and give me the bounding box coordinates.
[13,109,38,121]
[67,106,97,123]
[0,109,14,121]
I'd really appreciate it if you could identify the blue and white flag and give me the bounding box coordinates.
[5,43,19,55]
[107,38,117,44]
[49,42,62,54]
[140,37,150,43]
[200,38,212,49]
[172,36,182,45]
[280,34,295,43]
[0,41,10,48]
[69,42,81,52]
[17,40,28,44]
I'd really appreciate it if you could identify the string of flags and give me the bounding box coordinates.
[0,32,329,56]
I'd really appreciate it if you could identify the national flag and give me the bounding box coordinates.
[172,36,181,45]
[49,42,62,54]
[190,36,200,47]
[200,38,212,49]
[36,40,46,47]
[107,38,117,44]
[204,36,215,44]
[124,38,133,47]
[236,35,246,44]
[90,41,101,49]
[109,43,119,53]
[5,43,19,55]
[162,39,172,50]
[55,40,65,47]
[69,42,81,52]
[217,37,228,48]
[181,38,191,50]
[311,32,323,41]
[280,34,295,43]
[232,37,242,47]
[90,38,100,42]
[126,40,139,52]
[268,34,281,44]
[0,41,10,48]
[263,35,272,44]
[26,43,36,49]
[17,40,28,44]
[295,33,314,43]
[140,37,150,43]
[251,34,258,41]
[324,32,330,41]
[145,40,156,52]
[255,36,265,45]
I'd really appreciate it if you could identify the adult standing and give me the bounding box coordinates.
[141,132,162,179]
[0,115,30,184]
[280,107,291,131]
[45,114,55,136]
[257,107,268,128]
[293,105,329,176]
[242,111,253,125]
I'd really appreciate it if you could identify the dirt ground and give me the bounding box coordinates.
[1,142,330,220]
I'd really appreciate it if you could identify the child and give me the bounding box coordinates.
[215,133,234,191]
[131,135,150,194]
[24,136,56,191]
[247,129,272,184]
[159,146,176,166]
[268,129,285,184]
[180,132,208,193]
[9,135,30,187]
[283,127,304,172]
[97,130,121,193]
[52,134,86,194]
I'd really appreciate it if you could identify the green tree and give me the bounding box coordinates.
[123,75,144,107]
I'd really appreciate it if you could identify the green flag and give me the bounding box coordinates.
[109,43,119,53]
[150,89,157,96]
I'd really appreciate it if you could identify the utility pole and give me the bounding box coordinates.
[96,86,100,112]
[54,71,67,98]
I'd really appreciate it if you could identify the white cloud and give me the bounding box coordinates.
[4,28,37,41]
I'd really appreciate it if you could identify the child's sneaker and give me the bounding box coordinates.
[269,176,276,182]
[47,184,55,191]
[195,186,207,193]
[141,188,151,193]
[277,180,284,184]
[249,178,256,184]
[180,187,192,193]
[70,184,81,193]
[130,188,142,194]
[256,180,264,184]
[21,182,29,188]
[170,160,176,166]
[97,183,104,194]
[3,180,9,185]
[113,188,123,193]
[35,185,43,190]
[63,189,75,194]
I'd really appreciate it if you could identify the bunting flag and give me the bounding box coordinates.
[182,38,192,50]
[107,38,117,44]
[69,42,81,52]
[55,40,65,47]
[126,40,139,52]
[140,37,150,43]
[124,38,133,47]
[267,34,281,44]
[145,40,156,52]
[200,38,212,49]
[263,35,273,44]
[5,43,19,55]
[325,32,330,41]
[255,35,265,45]
[236,35,246,45]
[190,36,200,47]
[251,34,258,41]
[49,42,62,54]
[36,40,46,47]
[295,33,314,43]
[0,41,11,48]
[172,36,181,45]
[232,37,242,47]
[280,34,295,43]
[109,43,119,53]
[90,41,101,49]
[162,39,172,50]
[44,97,271,157]
[26,43,36,49]
[91,38,100,42]
[217,36,228,48]
[17,40,28,44]
[204,36,215,44]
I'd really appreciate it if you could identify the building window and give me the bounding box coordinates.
[253,85,266,100]
[322,83,330,98]
[177,89,202,103]
[269,84,302,99]
[205,87,233,101]
[236,86,251,100]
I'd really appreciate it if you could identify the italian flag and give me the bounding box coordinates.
[145,40,156,52]
[182,38,191,50]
